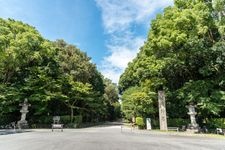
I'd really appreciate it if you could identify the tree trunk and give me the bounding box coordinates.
[70,107,74,123]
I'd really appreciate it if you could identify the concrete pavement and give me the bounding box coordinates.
[0,125,224,150]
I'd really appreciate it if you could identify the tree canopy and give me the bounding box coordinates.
[119,0,225,123]
[0,18,119,125]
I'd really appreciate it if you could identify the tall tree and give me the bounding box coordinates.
[0,18,59,122]
[0,19,113,125]
[103,78,120,120]
[54,40,106,122]
[119,0,225,122]
[121,86,154,120]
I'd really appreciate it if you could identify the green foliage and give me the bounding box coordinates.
[119,0,225,121]
[0,18,116,125]
[208,118,225,128]
[122,86,154,120]
[213,0,225,38]
[151,119,160,129]
[112,102,121,119]
[167,118,189,127]
[0,18,57,119]
[103,78,120,120]
[61,115,82,125]
[177,80,225,117]
[103,78,119,104]
[60,115,71,124]
[53,40,108,122]
[60,115,82,125]
[0,114,15,126]
[37,116,52,124]
[74,115,83,125]
[135,117,145,129]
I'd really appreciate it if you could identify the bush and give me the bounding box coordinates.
[167,118,189,127]
[60,115,82,128]
[136,117,145,129]
[208,118,225,128]
[151,119,159,129]
[44,116,52,124]
[148,118,189,129]
[113,102,121,119]
[74,115,82,125]
[0,115,14,126]
[36,116,52,124]
[31,124,37,129]
[60,115,71,124]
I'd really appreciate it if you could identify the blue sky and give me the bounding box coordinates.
[0,0,173,83]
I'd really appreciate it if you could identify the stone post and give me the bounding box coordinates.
[158,91,168,131]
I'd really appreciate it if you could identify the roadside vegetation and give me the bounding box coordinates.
[0,18,120,127]
[119,0,225,129]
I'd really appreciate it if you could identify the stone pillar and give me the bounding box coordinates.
[158,91,168,131]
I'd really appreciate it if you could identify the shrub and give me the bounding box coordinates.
[113,102,121,119]
[208,118,225,128]
[0,115,13,126]
[148,118,189,129]
[74,115,82,125]
[37,116,52,124]
[136,117,145,129]
[60,115,71,124]
[167,118,189,127]
[60,115,82,127]
[31,124,37,128]
[151,119,159,129]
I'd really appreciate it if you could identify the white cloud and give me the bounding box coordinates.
[95,0,173,33]
[100,36,145,82]
[96,0,173,83]
[105,35,145,69]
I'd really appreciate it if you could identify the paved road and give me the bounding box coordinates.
[0,125,224,150]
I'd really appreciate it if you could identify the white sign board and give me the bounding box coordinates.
[146,118,152,130]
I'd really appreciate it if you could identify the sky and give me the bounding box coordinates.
[0,0,173,83]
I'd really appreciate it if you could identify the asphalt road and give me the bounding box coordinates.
[0,125,224,150]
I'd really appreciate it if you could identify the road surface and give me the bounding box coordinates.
[0,125,224,150]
